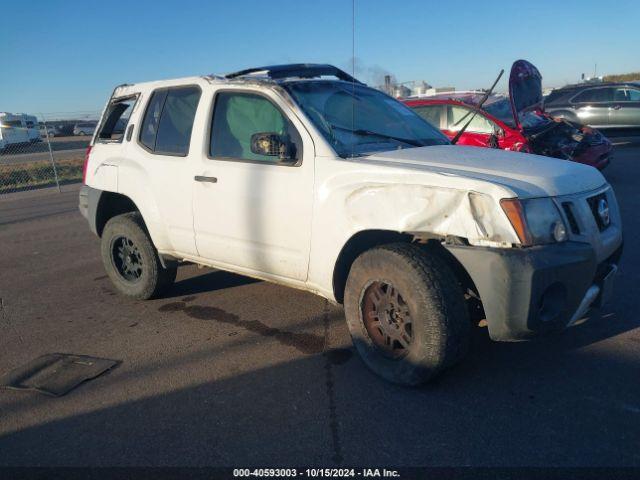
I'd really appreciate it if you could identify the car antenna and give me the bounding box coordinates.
[451,69,504,145]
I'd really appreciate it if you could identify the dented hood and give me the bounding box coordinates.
[509,59,543,126]
[363,145,606,199]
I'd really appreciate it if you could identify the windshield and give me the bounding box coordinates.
[284,81,449,157]
[483,98,550,129]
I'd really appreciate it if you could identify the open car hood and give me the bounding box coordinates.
[509,60,543,128]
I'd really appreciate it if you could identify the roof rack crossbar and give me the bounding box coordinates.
[225,63,364,84]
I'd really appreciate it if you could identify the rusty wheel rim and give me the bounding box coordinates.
[361,281,413,358]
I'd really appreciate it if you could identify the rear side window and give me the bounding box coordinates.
[139,86,201,156]
[98,97,137,141]
[572,88,613,103]
[613,87,640,102]
[411,105,442,128]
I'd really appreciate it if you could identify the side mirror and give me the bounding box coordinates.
[250,132,295,161]
[488,132,500,149]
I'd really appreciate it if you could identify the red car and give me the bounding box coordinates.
[404,60,613,170]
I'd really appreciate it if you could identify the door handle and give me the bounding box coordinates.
[611,104,622,110]
[194,175,217,183]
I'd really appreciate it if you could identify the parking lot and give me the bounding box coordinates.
[0,142,639,467]
[0,135,90,165]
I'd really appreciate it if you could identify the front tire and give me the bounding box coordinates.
[344,243,470,386]
[101,213,177,300]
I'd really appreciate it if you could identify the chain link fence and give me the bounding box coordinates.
[0,112,100,195]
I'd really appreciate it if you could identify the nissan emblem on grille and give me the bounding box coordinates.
[598,198,610,226]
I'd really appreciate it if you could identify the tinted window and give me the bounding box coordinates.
[411,105,442,128]
[140,90,167,150]
[140,86,201,155]
[155,87,201,155]
[613,87,640,102]
[446,106,495,134]
[572,88,613,103]
[210,92,300,163]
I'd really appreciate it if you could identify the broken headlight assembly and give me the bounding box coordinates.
[500,198,568,246]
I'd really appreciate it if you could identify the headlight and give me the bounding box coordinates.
[500,198,567,246]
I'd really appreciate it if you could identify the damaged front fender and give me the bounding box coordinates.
[345,184,520,247]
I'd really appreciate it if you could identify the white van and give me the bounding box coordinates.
[0,112,31,151]
[23,114,41,142]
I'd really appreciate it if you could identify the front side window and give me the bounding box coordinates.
[284,81,449,158]
[139,86,201,155]
[446,106,495,134]
[572,88,613,103]
[210,92,300,163]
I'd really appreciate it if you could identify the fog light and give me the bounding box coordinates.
[552,221,567,242]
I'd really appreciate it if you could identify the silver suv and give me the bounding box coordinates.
[545,82,640,129]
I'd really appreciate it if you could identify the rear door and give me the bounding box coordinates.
[132,85,202,256]
[610,86,640,127]
[570,87,613,127]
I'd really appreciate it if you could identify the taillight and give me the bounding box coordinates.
[82,146,92,183]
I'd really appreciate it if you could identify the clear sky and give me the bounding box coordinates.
[1,0,638,116]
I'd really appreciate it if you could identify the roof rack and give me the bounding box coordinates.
[225,63,364,84]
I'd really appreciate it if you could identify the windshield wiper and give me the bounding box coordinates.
[451,69,504,145]
[331,125,424,147]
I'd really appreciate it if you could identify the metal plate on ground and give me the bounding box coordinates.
[0,353,119,396]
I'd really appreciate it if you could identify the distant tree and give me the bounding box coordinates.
[603,72,640,82]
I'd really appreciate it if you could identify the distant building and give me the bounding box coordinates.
[377,76,440,98]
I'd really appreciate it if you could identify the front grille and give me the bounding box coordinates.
[562,202,580,234]
[587,193,608,231]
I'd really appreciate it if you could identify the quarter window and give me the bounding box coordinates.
[98,96,135,142]
[139,86,201,156]
[210,92,301,164]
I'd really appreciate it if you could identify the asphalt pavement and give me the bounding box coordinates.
[0,145,639,467]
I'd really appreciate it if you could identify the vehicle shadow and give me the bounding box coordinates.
[165,269,261,298]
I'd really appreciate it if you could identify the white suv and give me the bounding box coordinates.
[80,64,623,385]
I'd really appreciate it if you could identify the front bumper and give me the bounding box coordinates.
[446,241,623,341]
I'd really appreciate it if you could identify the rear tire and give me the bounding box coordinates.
[101,212,177,300]
[344,243,470,386]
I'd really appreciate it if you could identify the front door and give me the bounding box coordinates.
[193,89,314,282]
[571,87,612,127]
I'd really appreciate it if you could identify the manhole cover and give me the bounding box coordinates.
[0,353,120,396]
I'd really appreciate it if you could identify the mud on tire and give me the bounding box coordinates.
[344,243,470,386]
[101,212,177,300]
